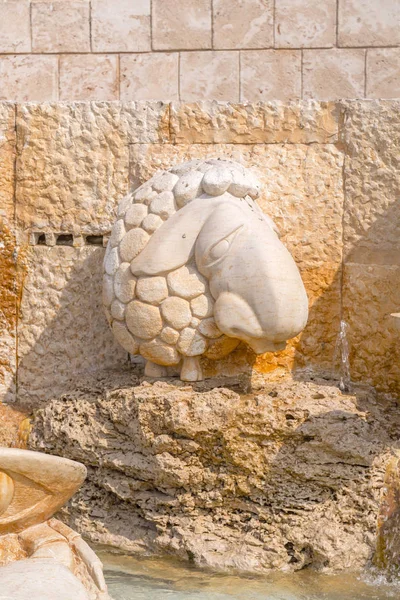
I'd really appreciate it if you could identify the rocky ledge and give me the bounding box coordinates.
[29,372,400,573]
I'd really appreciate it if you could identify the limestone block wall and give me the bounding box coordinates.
[0,1,399,102]
[0,100,399,406]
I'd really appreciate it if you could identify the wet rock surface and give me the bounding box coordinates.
[29,372,400,573]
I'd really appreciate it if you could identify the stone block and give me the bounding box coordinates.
[0,56,58,102]
[339,100,400,264]
[303,49,365,101]
[241,50,301,102]
[17,246,127,407]
[213,0,273,49]
[15,102,170,237]
[342,263,400,394]
[367,49,400,100]
[120,53,179,101]
[31,1,90,52]
[59,55,119,101]
[338,0,400,47]
[275,0,336,48]
[170,101,339,144]
[130,142,344,268]
[152,0,212,50]
[0,0,31,53]
[180,52,239,102]
[91,0,150,52]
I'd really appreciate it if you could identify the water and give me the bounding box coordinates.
[101,552,399,600]
[334,319,351,392]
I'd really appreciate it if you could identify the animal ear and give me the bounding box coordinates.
[0,448,86,534]
[130,197,221,276]
[195,202,246,276]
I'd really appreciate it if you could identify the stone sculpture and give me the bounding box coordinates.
[104,159,308,381]
[0,448,109,600]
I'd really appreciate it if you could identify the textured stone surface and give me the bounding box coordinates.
[167,265,206,300]
[338,0,400,47]
[180,52,239,102]
[339,100,400,264]
[29,376,400,573]
[136,276,168,305]
[213,0,273,50]
[130,143,344,267]
[292,262,341,372]
[0,0,31,52]
[0,217,18,403]
[161,297,192,331]
[303,49,365,101]
[119,228,149,262]
[374,454,400,573]
[0,103,16,219]
[0,403,29,448]
[0,99,399,400]
[342,263,400,394]
[0,56,58,102]
[126,300,163,339]
[152,0,212,50]
[367,49,400,100]
[17,247,127,407]
[31,1,90,53]
[275,0,336,48]
[169,101,339,145]
[0,106,18,403]
[120,54,179,102]
[241,50,301,102]
[113,263,136,304]
[92,0,151,52]
[59,55,119,101]
[15,102,170,237]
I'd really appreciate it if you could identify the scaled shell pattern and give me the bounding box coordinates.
[103,159,262,367]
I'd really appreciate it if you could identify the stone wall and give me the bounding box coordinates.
[0,1,399,102]
[1,100,400,405]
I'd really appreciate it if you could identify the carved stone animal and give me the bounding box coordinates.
[0,449,109,600]
[104,159,308,381]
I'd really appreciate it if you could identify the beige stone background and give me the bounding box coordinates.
[0,0,399,102]
[0,100,399,406]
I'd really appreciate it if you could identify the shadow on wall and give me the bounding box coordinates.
[13,244,129,409]
[290,195,400,395]
[12,239,259,408]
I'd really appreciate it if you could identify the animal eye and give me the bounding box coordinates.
[203,225,243,268]
[209,239,229,261]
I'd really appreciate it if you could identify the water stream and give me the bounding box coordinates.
[334,319,351,392]
[101,553,399,600]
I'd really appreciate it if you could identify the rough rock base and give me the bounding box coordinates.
[29,371,400,573]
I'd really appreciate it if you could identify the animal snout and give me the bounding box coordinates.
[213,278,308,354]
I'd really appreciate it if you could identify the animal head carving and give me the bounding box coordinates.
[104,159,308,381]
[0,448,86,534]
